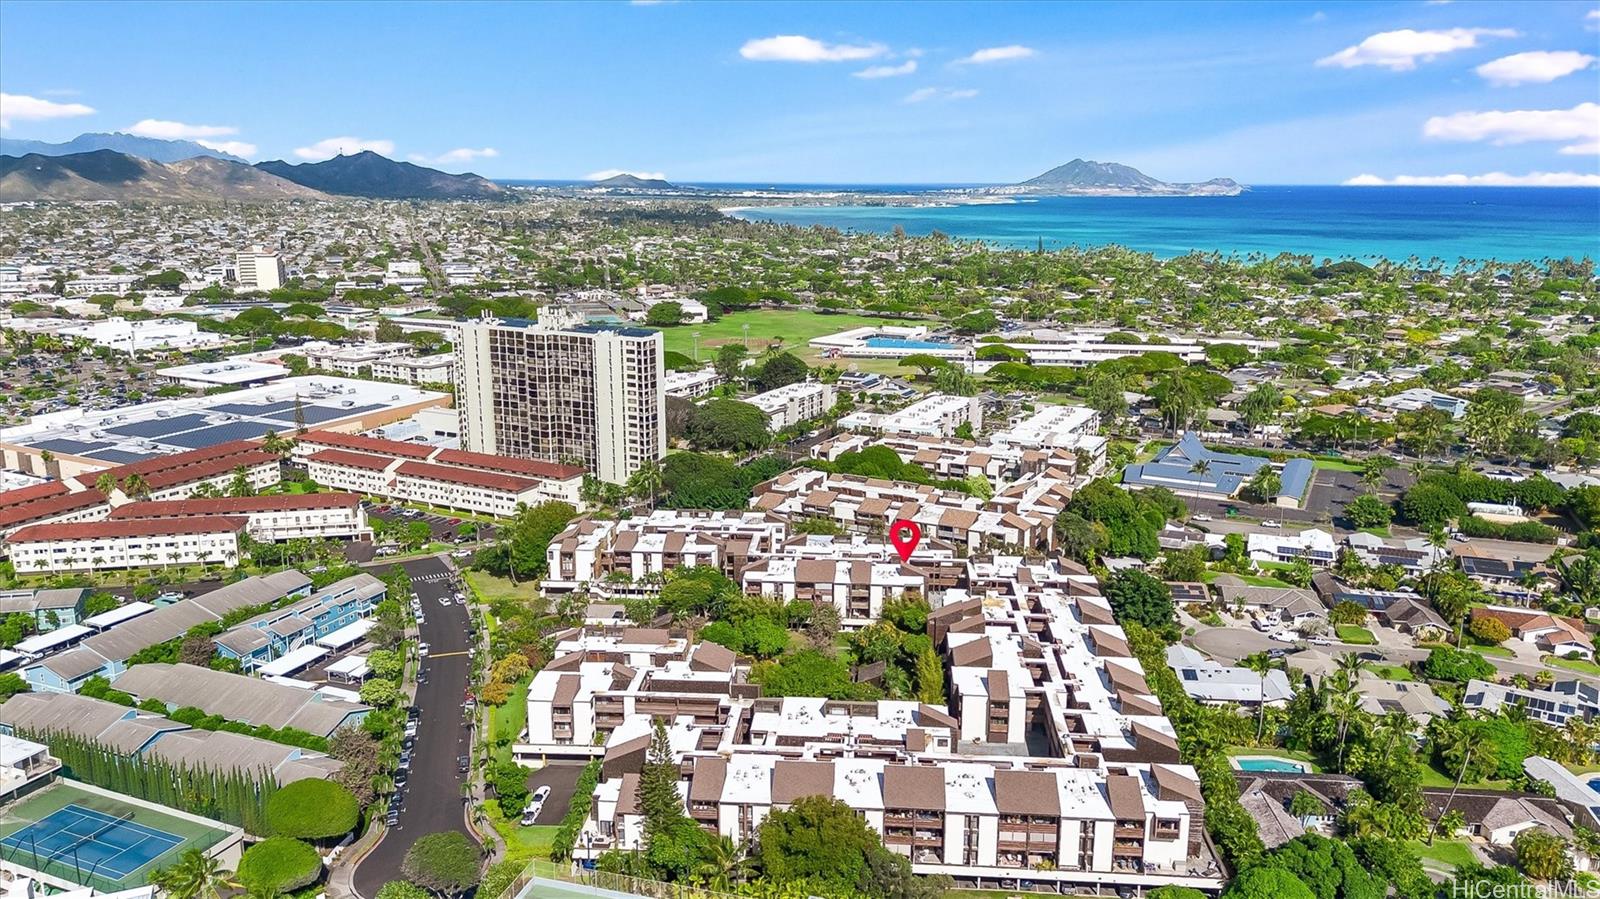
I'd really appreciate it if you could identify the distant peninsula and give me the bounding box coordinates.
[590,173,676,190]
[981,159,1244,197]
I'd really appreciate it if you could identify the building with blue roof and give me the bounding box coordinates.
[1121,433,1269,500]
[1275,458,1315,509]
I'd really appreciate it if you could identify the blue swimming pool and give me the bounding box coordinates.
[1588,777,1600,794]
[864,337,957,350]
[1233,757,1309,773]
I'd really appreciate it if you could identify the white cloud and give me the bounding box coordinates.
[1424,102,1599,155]
[408,147,498,166]
[126,119,239,140]
[955,45,1036,65]
[854,60,917,79]
[904,87,979,103]
[0,93,95,129]
[197,140,257,158]
[584,169,666,181]
[293,137,395,160]
[1475,50,1596,85]
[1589,9,1600,30]
[1316,27,1517,71]
[739,35,886,63]
[1344,171,1600,187]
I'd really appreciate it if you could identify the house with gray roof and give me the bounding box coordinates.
[0,587,89,631]
[213,572,383,670]
[1275,458,1314,509]
[21,570,312,693]
[0,691,341,786]
[111,662,369,737]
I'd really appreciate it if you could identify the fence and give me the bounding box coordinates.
[495,859,754,899]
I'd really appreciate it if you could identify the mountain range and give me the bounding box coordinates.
[987,159,1243,197]
[0,132,248,164]
[257,151,504,199]
[0,151,325,202]
[0,148,505,202]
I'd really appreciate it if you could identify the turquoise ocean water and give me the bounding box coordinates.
[727,186,1599,263]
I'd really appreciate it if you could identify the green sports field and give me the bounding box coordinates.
[656,310,912,371]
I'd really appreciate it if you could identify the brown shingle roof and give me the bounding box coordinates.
[995,769,1061,816]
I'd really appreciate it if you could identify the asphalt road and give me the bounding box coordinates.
[353,555,477,898]
[520,762,586,826]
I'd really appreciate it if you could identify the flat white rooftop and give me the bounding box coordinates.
[157,359,290,386]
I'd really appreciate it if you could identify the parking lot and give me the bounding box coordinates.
[369,505,496,554]
[519,762,588,826]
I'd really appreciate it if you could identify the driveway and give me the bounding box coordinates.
[518,762,587,826]
[352,555,476,899]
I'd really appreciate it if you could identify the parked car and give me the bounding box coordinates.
[521,786,552,825]
[1192,513,1213,522]
[1261,520,1282,529]
[457,755,470,774]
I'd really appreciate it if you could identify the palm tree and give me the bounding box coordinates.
[121,473,151,500]
[1377,709,1413,755]
[148,848,239,899]
[1435,725,1484,844]
[1188,459,1210,509]
[693,834,747,890]
[1242,652,1276,743]
[1335,651,1363,685]
[1330,686,1363,771]
[626,460,663,511]
[94,472,118,497]
[1359,456,1388,494]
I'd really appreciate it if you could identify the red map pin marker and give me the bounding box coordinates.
[889,519,922,563]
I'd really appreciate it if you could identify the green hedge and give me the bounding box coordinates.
[551,759,602,861]
[266,779,360,839]
[239,837,322,890]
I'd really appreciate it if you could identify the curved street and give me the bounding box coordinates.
[352,555,477,898]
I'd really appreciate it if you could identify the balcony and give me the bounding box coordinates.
[1114,824,1145,839]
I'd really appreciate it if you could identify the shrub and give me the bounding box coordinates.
[1468,616,1511,645]
[1418,646,1494,684]
[238,837,322,891]
[265,779,359,840]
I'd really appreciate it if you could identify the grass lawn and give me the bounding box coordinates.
[1545,655,1600,675]
[1359,526,1392,537]
[1417,764,1512,791]
[485,800,559,867]
[1335,625,1378,645]
[465,570,539,606]
[656,310,908,358]
[1408,839,1476,868]
[1203,570,1294,588]
[489,676,532,767]
[1469,644,1515,658]
[1365,663,1414,681]
[1313,459,1364,473]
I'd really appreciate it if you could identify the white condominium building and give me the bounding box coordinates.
[747,381,835,431]
[839,393,982,438]
[235,246,284,292]
[107,493,370,542]
[5,517,247,573]
[456,310,665,484]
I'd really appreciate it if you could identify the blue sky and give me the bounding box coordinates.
[2,0,1597,185]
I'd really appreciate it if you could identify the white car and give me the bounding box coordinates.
[1308,636,1334,646]
[1192,513,1213,522]
[1260,520,1282,529]
[521,786,552,825]
[1269,631,1298,643]
[417,642,430,658]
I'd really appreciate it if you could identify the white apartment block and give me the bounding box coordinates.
[456,310,665,484]
[64,274,141,297]
[295,430,583,516]
[544,510,790,596]
[370,354,453,385]
[6,517,247,573]
[569,552,1219,893]
[740,535,935,627]
[107,493,370,542]
[990,405,1107,467]
[0,440,282,542]
[235,246,284,292]
[303,342,416,377]
[664,367,724,400]
[752,468,1057,552]
[839,393,982,438]
[747,381,835,431]
[815,433,1100,483]
[520,629,743,758]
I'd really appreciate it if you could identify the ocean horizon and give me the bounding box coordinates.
[719,185,1597,264]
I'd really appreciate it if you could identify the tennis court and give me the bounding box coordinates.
[0,780,237,889]
[1,804,181,879]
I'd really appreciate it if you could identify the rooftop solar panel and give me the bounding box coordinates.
[209,401,300,417]
[29,438,111,455]
[84,449,156,465]
[106,413,211,439]
[266,404,382,425]
[164,421,283,449]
